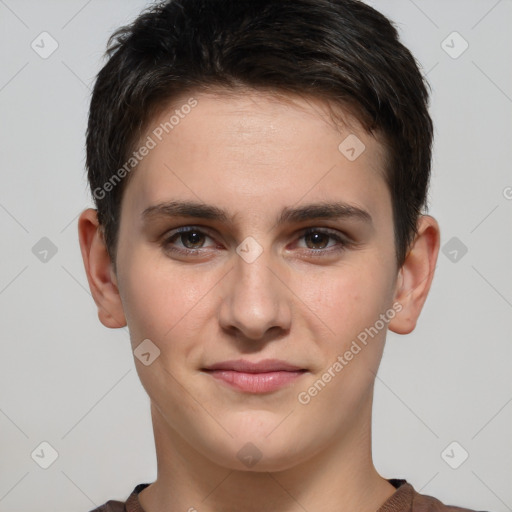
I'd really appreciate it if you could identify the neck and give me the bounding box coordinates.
[139,397,397,512]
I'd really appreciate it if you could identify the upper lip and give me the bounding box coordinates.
[202,359,305,373]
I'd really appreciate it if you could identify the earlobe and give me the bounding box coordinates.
[77,208,127,329]
[388,215,440,335]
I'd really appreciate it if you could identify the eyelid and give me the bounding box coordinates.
[162,224,351,240]
[164,225,218,249]
[161,224,353,256]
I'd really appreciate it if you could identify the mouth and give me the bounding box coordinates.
[201,359,308,393]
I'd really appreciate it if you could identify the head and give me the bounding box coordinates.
[79,0,439,472]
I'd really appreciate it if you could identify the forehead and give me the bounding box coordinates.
[121,89,391,229]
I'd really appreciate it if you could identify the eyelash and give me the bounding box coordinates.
[160,226,353,257]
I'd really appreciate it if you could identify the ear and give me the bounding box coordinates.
[388,215,440,335]
[77,208,127,329]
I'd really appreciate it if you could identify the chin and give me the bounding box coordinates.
[200,427,314,473]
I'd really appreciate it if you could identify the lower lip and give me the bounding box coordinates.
[204,370,306,393]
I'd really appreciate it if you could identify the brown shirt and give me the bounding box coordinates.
[89,479,489,512]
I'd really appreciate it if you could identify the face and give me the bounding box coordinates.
[108,90,402,471]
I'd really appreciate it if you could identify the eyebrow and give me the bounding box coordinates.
[141,200,373,227]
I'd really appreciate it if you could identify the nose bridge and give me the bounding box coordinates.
[220,237,290,339]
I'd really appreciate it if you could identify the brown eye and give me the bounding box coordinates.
[178,230,206,249]
[297,228,348,253]
[161,225,352,259]
[161,227,215,255]
[304,231,331,250]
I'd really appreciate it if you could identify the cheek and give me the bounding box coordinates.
[293,262,389,338]
[119,249,221,354]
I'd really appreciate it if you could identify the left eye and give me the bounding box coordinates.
[161,227,349,255]
[298,228,344,250]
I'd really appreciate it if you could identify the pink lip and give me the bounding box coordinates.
[202,359,307,393]
[203,358,304,372]
[206,370,306,393]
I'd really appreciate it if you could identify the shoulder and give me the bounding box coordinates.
[88,500,126,512]
[87,483,151,512]
[382,479,492,512]
[411,484,492,512]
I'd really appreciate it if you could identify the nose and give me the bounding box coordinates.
[218,245,292,342]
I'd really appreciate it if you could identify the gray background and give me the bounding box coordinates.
[0,1,511,511]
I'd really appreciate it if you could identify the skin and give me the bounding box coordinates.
[78,89,440,512]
